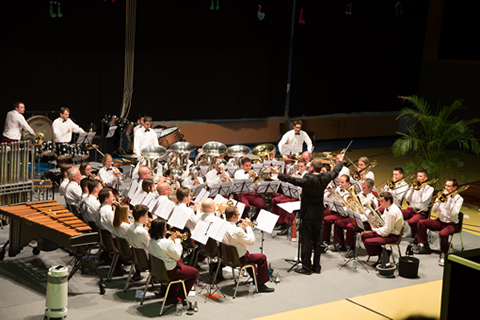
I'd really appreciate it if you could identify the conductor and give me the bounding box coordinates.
[270,153,344,275]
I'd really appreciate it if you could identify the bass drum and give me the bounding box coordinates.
[25,115,53,141]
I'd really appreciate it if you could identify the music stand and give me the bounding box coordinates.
[255,209,279,254]
[209,181,233,198]
[264,160,285,174]
[339,209,369,272]
[280,144,302,157]
[231,179,254,194]
[256,180,280,195]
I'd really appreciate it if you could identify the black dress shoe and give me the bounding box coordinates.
[312,266,321,274]
[414,243,432,254]
[131,273,144,282]
[329,244,347,252]
[276,228,288,236]
[294,267,312,275]
[258,284,275,293]
[345,249,356,258]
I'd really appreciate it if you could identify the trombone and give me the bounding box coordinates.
[437,185,470,203]
[412,178,438,191]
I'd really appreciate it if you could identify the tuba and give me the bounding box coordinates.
[252,143,275,163]
[200,141,227,170]
[227,145,251,169]
[141,145,167,176]
[170,141,197,173]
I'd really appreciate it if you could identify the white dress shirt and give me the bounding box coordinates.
[205,169,223,187]
[77,193,89,214]
[133,127,159,156]
[148,238,183,271]
[405,185,434,212]
[222,221,255,258]
[432,194,463,224]
[278,129,313,154]
[98,204,115,234]
[52,117,84,143]
[234,169,251,180]
[358,191,379,222]
[83,194,100,224]
[3,110,35,140]
[113,222,131,239]
[59,178,69,197]
[65,181,82,206]
[127,222,150,252]
[382,181,409,208]
[199,211,221,224]
[98,166,122,188]
[372,203,404,237]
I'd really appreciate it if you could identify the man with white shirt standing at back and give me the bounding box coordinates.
[278,120,313,161]
[133,116,158,160]
[52,106,85,143]
[2,101,36,142]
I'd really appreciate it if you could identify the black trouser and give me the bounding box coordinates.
[300,217,323,270]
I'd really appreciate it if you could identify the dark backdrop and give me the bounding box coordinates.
[0,0,429,131]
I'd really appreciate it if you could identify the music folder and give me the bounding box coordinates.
[347,209,365,231]
[256,180,280,194]
[231,179,254,194]
[106,126,117,138]
[208,218,230,243]
[256,209,279,234]
[280,144,302,156]
[191,220,210,245]
[209,181,233,198]
[167,205,190,230]
[153,197,175,220]
[75,132,96,144]
[280,182,300,200]
[277,201,301,214]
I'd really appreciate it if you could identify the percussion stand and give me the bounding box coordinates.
[112,129,127,157]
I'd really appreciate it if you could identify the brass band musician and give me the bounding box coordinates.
[98,154,122,189]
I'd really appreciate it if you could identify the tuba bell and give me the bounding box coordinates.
[226,145,251,169]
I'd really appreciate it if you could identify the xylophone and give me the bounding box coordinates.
[0,200,92,258]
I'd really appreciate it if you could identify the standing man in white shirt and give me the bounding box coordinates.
[415,179,464,266]
[278,120,313,159]
[222,206,274,293]
[133,116,159,159]
[52,106,85,143]
[2,101,36,142]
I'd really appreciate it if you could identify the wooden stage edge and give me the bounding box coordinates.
[152,113,400,147]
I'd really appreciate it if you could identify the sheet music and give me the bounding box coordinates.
[167,205,190,230]
[255,209,279,234]
[195,188,210,203]
[130,189,147,206]
[75,132,95,144]
[209,181,233,197]
[224,166,237,178]
[106,126,117,138]
[190,220,210,245]
[347,209,364,230]
[264,160,285,174]
[256,180,280,194]
[280,144,302,156]
[191,183,207,199]
[280,182,300,199]
[251,164,263,176]
[208,218,230,242]
[127,180,139,199]
[277,201,301,214]
[154,128,163,139]
[153,197,175,220]
[231,179,254,194]
[142,193,157,211]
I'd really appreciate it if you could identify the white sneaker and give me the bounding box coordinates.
[438,253,445,267]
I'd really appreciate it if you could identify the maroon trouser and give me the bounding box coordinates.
[271,195,297,226]
[418,218,459,253]
[239,250,269,286]
[334,217,370,248]
[361,232,399,257]
[402,207,428,239]
[323,210,340,242]
[166,260,199,299]
[235,192,266,219]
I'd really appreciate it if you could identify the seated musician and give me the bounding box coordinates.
[222,206,275,293]
[97,154,122,190]
[127,204,151,254]
[302,151,312,169]
[205,157,231,188]
[199,198,222,223]
[156,181,174,204]
[380,167,409,212]
[361,192,404,266]
[142,178,155,194]
[83,179,103,225]
[332,178,378,258]
[401,169,434,242]
[65,167,82,208]
[234,157,267,219]
[350,156,375,191]
[415,179,463,266]
[323,174,350,245]
[59,164,73,197]
[77,178,90,215]
[278,120,313,162]
[272,159,308,236]
[97,188,116,234]
[148,219,199,305]
[181,170,204,189]
[133,115,159,160]
[171,187,198,232]
[113,204,132,239]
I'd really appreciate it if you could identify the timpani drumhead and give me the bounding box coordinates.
[26,115,53,141]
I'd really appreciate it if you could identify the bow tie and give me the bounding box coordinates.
[145,129,150,132]
[217,171,222,175]
[385,208,389,212]
[107,168,112,171]
[244,171,249,175]
[295,132,300,135]
[62,120,67,123]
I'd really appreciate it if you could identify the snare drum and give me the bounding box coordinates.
[57,143,73,160]
[102,114,119,127]
[158,126,183,148]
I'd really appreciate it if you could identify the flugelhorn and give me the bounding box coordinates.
[166,230,189,242]
[437,185,470,203]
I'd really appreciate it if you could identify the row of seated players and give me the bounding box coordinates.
[321,163,463,267]
[61,168,275,304]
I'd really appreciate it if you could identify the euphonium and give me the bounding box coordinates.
[166,230,189,242]
[437,185,470,203]
[366,202,385,229]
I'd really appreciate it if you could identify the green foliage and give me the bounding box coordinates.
[393,96,480,181]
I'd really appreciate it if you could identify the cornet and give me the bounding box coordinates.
[238,218,258,230]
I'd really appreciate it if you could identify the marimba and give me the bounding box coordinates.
[0,200,92,258]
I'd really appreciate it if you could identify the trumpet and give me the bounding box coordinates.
[412,178,438,191]
[437,185,470,203]
[238,218,258,230]
[166,230,189,242]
